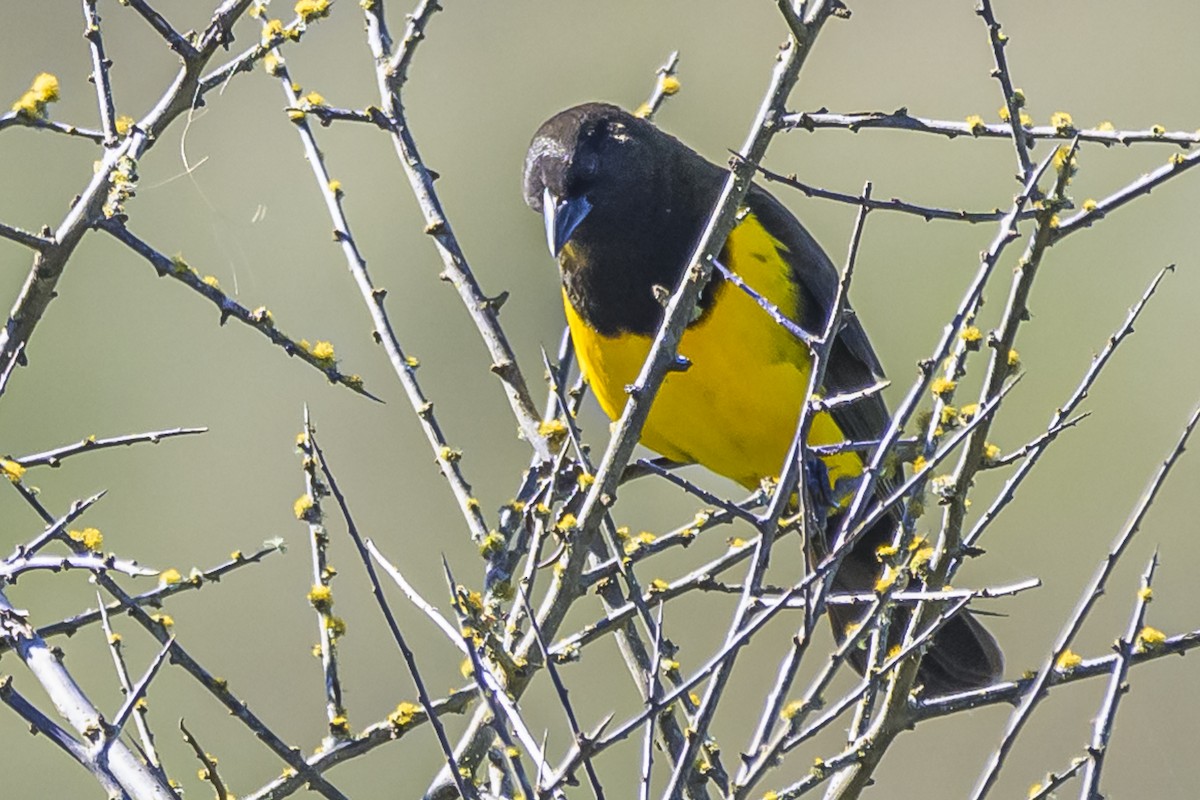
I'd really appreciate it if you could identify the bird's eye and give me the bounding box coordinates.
[575,152,600,181]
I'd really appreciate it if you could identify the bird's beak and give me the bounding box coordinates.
[542,186,593,258]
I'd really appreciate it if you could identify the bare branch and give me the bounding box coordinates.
[14,426,208,468]
[635,51,681,121]
[98,595,162,770]
[0,220,55,251]
[121,0,197,60]
[82,0,118,146]
[970,401,1200,800]
[101,221,378,399]
[782,109,1200,150]
[1078,552,1158,799]
[307,430,479,800]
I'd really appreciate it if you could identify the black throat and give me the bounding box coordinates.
[559,162,724,338]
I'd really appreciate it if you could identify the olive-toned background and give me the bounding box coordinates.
[2,1,1198,797]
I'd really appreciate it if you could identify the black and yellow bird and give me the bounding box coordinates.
[523,102,1002,694]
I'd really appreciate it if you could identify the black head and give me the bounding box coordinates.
[523,103,677,257]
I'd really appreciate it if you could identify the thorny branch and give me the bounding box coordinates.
[3,3,1200,800]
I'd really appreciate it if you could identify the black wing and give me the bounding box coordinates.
[743,184,889,447]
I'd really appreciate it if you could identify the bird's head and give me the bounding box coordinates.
[523,103,663,258]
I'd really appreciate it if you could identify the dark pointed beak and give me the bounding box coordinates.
[542,186,593,258]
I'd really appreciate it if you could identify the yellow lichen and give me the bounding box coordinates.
[11,73,60,118]
[159,568,183,587]
[388,701,421,728]
[940,405,959,426]
[0,459,26,482]
[69,527,104,552]
[478,530,505,557]
[261,19,287,45]
[930,377,956,398]
[1049,111,1074,133]
[1055,649,1083,671]
[294,495,315,520]
[295,0,331,22]
[308,584,333,610]
[1135,626,1167,652]
[876,543,899,559]
[874,565,899,593]
[780,700,805,721]
[310,340,335,365]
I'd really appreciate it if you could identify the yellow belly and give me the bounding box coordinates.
[564,215,861,490]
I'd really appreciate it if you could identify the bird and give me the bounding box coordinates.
[523,102,1002,695]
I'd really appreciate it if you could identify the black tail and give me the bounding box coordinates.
[819,512,1004,697]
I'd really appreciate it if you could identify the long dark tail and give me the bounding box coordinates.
[818,512,1004,697]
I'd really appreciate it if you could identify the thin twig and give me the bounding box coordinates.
[0,0,260,399]
[518,590,606,799]
[0,220,54,251]
[754,162,1038,224]
[27,543,282,648]
[97,594,162,769]
[264,42,492,542]
[637,51,681,121]
[781,109,1200,150]
[1028,759,1087,800]
[1053,149,1200,241]
[977,0,1033,177]
[104,635,174,748]
[122,0,196,59]
[0,113,106,144]
[970,401,1200,800]
[14,426,207,468]
[917,625,1200,720]
[6,483,351,800]
[82,0,118,146]
[0,553,155,582]
[0,587,174,800]
[1078,552,1158,800]
[364,0,549,460]
[100,221,378,399]
[962,264,1172,554]
[180,719,230,800]
[983,411,1090,469]
[440,561,539,800]
[307,431,479,800]
[297,411,347,747]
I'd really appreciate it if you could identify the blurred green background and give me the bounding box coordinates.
[2,1,1199,797]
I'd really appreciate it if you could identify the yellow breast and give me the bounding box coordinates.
[564,214,861,490]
